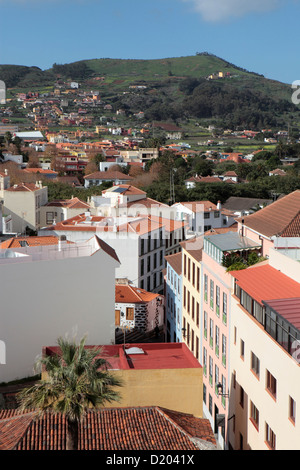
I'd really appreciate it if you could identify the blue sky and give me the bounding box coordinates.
[1,0,299,84]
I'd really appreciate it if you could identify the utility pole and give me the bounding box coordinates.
[170,169,175,206]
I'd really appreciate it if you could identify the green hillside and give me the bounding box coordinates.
[72,54,292,101]
[1,54,299,130]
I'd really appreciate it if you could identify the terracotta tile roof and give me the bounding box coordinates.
[95,236,120,264]
[126,197,169,209]
[55,176,81,186]
[84,171,133,180]
[230,264,300,305]
[238,190,300,238]
[269,168,286,176]
[45,197,90,209]
[180,236,203,262]
[0,407,215,450]
[185,176,223,184]
[223,178,237,184]
[115,284,159,303]
[102,184,146,196]
[0,410,37,451]
[0,236,69,249]
[5,183,41,192]
[149,215,188,233]
[165,251,182,275]
[178,201,218,212]
[47,214,164,237]
[23,168,58,175]
[204,224,238,235]
[160,408,216,446]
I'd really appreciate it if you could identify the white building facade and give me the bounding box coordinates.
[0,236,120,383]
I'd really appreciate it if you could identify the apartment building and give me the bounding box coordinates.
[40,213,167,294]
[201,230,261,449]
[3,182,48,233]
[0,235,120,383]
[165,251,183,343]
[228,248,300,450]
[181,236,203,363]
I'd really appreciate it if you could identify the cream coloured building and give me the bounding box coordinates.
[3,182,48,233]
[181,236,203,363]
[228,249,300,450]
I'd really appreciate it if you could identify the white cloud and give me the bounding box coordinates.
[183,0,280,22]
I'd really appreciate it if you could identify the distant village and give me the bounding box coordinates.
[0,76,300,452]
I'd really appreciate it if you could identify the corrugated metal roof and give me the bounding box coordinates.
[263,298,300,330]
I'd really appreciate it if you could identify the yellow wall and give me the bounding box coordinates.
[109,367,203,417]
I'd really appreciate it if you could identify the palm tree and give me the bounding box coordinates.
[17,336,122,450]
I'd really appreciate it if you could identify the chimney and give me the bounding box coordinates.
[58,235,67,251]
[217,200,222,210]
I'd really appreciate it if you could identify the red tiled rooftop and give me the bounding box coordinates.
[125,197,169,209]
[180,236,203,262]
[5,183,42,192]
[0,407,215,450]
[238,190,300,238]
[115,284,159,303]
[102,184,146,196]
[231,264,300,305]
[45,213,165,236]
[44,343,201,371]
[95,236,120,264]
[0,236,69,249]
[179,201,218,212]
[204,224,238,235]
[45,197,90,209]
[23,168,58,175]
